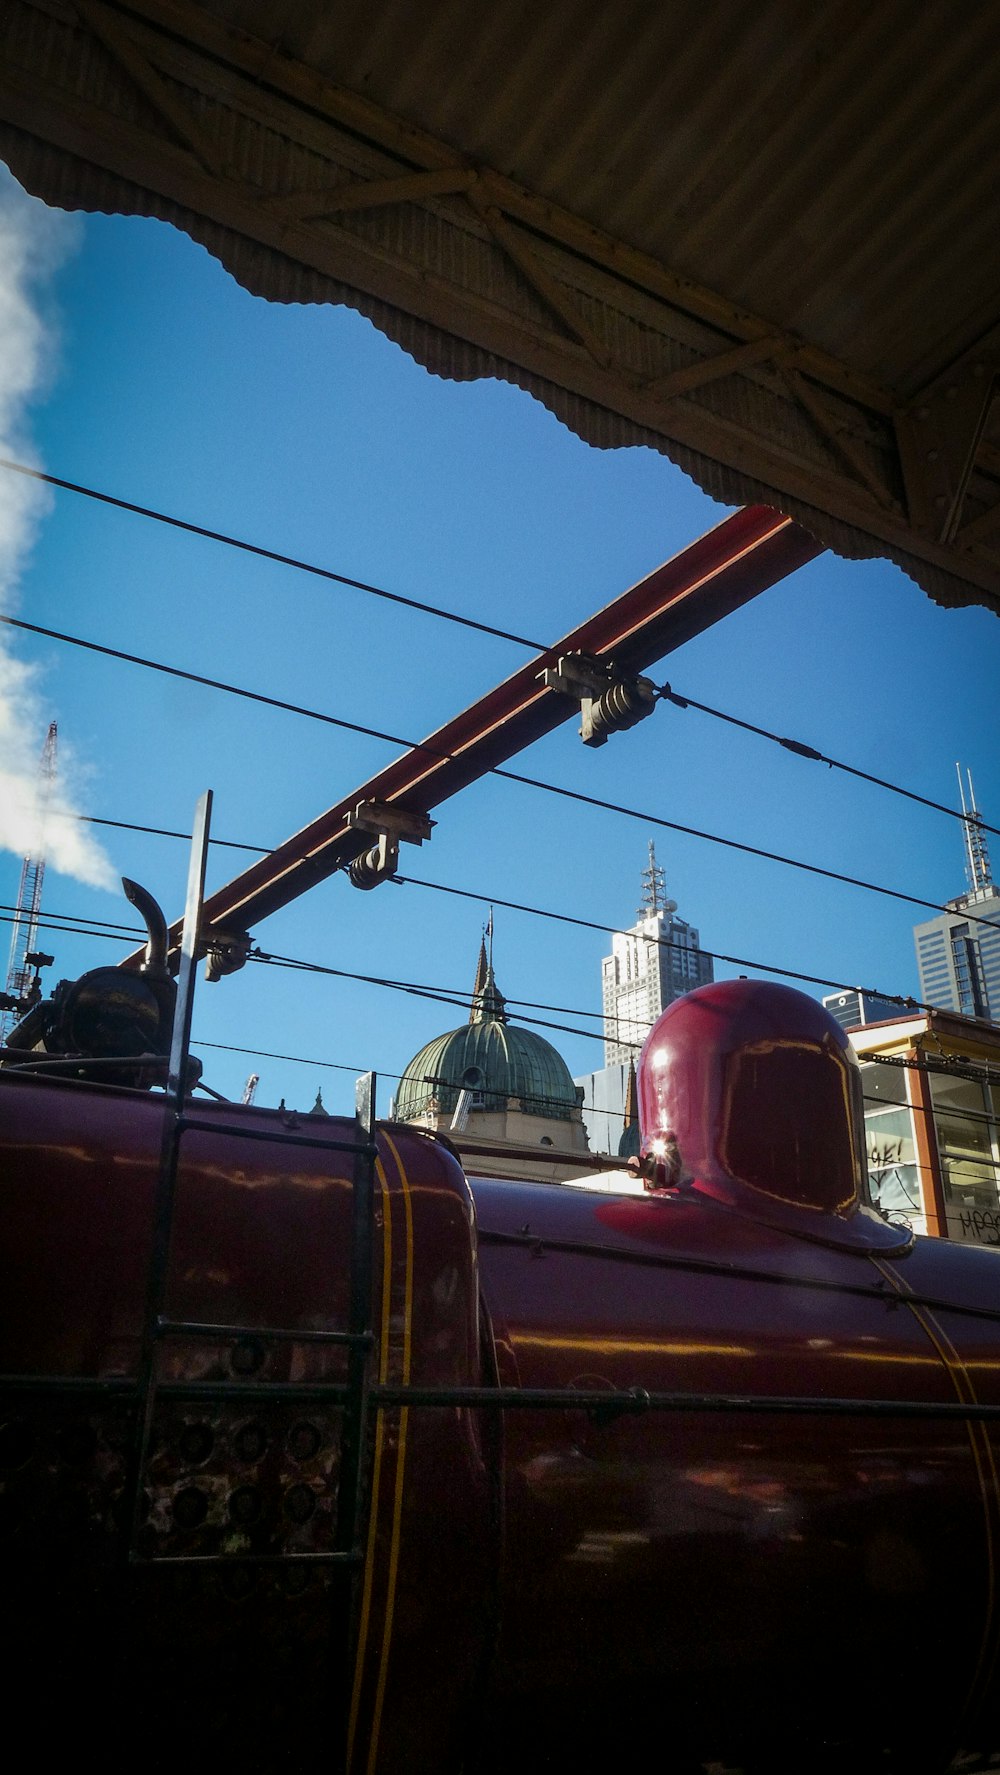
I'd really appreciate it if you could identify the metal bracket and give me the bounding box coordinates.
[346,800,435,890]
[540,652,657,748]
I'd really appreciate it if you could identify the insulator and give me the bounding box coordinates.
[348,843,387,890]
[348,836,399,890]
[585,677,655,744]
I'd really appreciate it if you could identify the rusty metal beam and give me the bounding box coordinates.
[125,507,820,972]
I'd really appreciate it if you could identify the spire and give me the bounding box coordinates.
[617,1057,641,1159]
[470,937,507,1025]
[469,938,489,1023]
[308,1088,330,1117]
[957,763,994,894]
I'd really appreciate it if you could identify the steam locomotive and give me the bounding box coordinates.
[3,879,1000,1774]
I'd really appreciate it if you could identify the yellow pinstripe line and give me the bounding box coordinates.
[347,1156,393,1770]
[869,1254,998,1722]
[365,1134,416,1775]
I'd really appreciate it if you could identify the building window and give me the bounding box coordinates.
[930,1073,1000,1243]
[859,1062,923,1225]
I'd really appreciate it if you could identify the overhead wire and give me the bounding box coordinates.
[246,947,639,1049]
[10,899,999,1101]
[656,683,1000,839]
[5,908,998,1147]
[0,906,636,1045]
[6,464,997,1171]
[0,837,935,1017]
[0,457,548,652]
[0,805,948,1015]
[3,456,997,846]
[3,609,998,935]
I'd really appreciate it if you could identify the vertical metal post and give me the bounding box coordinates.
[906,1044,949,1238]
[334,1072,377,1775]
[125,791,213,1558]
[335,1070,377,1556]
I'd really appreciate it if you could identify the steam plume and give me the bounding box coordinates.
[0,169,114,890]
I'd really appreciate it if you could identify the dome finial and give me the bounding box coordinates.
[469,936,489,1023]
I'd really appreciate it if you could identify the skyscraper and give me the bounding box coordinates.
[914,767,1000,1023]
[601,843,714,1066]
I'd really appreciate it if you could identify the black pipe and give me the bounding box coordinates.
[122,877,168,975]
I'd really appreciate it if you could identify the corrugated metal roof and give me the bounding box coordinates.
[2,0,999,612]
[215,0,1000,394]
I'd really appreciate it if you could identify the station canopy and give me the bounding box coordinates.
[2,1,999,616]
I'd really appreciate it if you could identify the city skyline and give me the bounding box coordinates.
[0,170,998,1116]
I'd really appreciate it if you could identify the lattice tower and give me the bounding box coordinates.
[1,722,57,1042]
[957,764,994,895]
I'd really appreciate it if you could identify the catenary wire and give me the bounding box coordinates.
[393,873,930,1008]
[246,948,638,1048]
[656,685,1000,839]
[0,805,942,1016]
[4,910,997,1133]
[4,455,996,844]
[4,610,998,936]
[0,458,548,653]
[0,908,636,1044]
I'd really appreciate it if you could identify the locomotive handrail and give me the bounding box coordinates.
[371,1384,1000,1421]
[9,1370,1000,1422]
[156,1317,373,1346]
[478,1224,1000,1322]
[175,1111,376,1156]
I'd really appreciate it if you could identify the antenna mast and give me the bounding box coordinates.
[957,762,993,895]
[638,839,666,918]
[1,722,58,1041]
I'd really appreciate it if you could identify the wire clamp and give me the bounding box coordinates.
[540,652,656,748]
[346,801,435,891]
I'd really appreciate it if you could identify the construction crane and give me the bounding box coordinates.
[1,722,57,1043]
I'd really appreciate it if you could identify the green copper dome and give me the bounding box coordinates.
[394,955,581,1124]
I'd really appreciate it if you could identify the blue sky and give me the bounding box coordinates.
[1,166,998,1127]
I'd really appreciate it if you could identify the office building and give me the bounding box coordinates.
[914,768,1000,1023]
[577,845,713,1151]
[601,842,713,1066]
[822,990,906,1032]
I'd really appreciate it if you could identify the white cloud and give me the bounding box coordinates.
[0,168,115,890]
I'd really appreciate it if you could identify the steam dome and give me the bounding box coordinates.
[637,978,911,1252]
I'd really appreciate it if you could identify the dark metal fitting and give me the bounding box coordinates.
[540,651,656,747]
[347,799,434,845]
[583,675,656,747]
[657,682,689,708]
[204,928,252,981]
[347,799,435,891]
[348,834,399,890]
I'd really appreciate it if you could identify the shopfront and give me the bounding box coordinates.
[851,1010,1000,1248]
